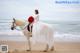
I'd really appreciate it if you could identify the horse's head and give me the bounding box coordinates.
[11,18,16,30]
[11,18,27,30]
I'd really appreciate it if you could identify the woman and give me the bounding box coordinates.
[27,9,39,33]
[33,9,39,22]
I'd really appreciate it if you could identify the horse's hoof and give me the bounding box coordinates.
[43,44,48,52]
[50,47,54,51]
[49,46,54,51]
[26,49,31,51]
[43,50,47,52]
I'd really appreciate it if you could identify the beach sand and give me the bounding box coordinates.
[0,41,80,53]
[54,42,80,53]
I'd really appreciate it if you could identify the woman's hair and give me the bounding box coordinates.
[35,9,39,14]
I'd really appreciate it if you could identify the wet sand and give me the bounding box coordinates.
[8,42,80,53]
[0,41,80,53]
[54,42,80,53]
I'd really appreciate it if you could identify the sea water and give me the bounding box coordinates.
[52,21,80,35]
[0,20,80,42]
[43,21,80,42]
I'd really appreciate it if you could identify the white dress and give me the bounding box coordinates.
[33,14,39,23]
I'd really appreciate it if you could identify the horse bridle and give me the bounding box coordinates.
[11,18,16,30]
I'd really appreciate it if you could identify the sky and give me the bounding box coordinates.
[0,0,80,21]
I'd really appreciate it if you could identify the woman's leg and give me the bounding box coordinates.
[29,23,33,32]
[27,23,30,32]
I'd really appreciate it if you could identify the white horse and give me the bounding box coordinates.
[11,18,54,51]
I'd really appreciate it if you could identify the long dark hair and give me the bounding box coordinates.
[35,9,39,14]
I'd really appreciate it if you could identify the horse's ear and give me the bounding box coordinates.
[13,18,15,22]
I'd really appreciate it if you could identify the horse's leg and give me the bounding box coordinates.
[43,34,49,52]
[44,27,54,52]
[39,26,49,52]
[23,30,31,51]
[43,44,49,52]
[47,29,54,51]
[27,37,31,51]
